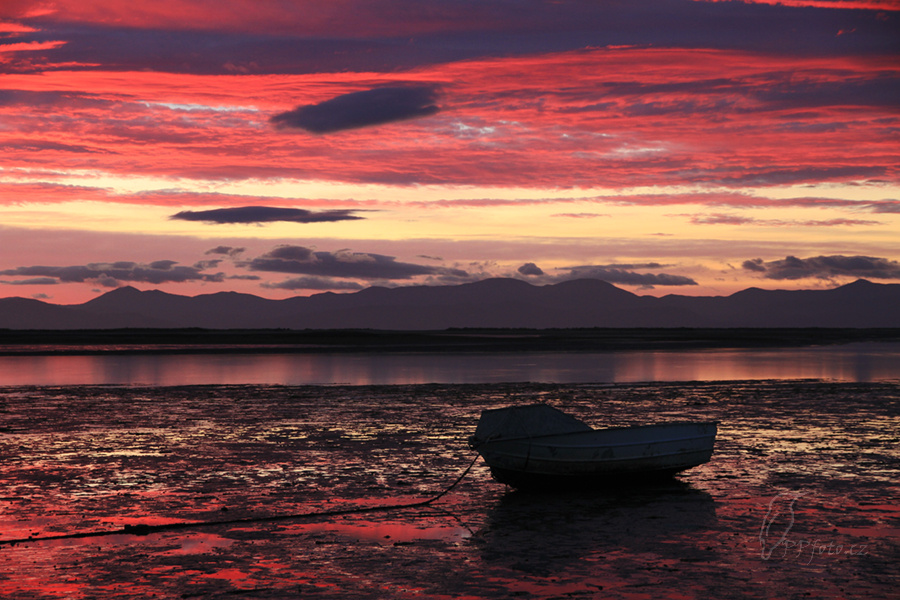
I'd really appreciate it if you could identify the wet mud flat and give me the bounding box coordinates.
[1,381,898,599]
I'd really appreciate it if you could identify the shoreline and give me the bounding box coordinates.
[2,327,899,356]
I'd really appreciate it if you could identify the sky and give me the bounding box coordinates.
[1,0,899,304]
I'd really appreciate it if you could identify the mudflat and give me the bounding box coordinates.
[1,381,897,598]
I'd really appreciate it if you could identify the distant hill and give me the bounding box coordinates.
[1,278,899,330]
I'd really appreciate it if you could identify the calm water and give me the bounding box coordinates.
[1,342,898,385]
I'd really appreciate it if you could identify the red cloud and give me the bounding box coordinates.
[1,0,523,37]
[714,1,895,9]
[1,35,896,200]
[0,181,375,209]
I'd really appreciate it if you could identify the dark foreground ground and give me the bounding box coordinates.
[1,381,898,599]
[2,327,900,355]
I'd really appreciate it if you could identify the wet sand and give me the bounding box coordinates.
[1,381,898,598]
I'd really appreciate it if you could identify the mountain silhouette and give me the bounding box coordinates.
[1,278,899,330]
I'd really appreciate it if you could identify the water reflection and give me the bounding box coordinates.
[476,482,717,573]
[0,342,898,385]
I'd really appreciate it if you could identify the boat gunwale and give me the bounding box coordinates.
[474,420,718,448]
[477,446,715,466]
[479,430,716,450]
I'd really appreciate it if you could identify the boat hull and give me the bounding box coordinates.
[475,421,717,490]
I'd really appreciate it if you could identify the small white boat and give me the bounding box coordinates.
[469,404,717,490]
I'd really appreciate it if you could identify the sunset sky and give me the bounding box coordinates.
[2,0,898,304]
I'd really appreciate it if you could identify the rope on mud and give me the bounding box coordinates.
[0,454,481,547]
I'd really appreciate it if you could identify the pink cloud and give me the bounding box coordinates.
[683,212,883,226]
[551,213,610,219]
[0,181,374,209]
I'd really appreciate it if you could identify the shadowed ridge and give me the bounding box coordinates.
[836,278,876,289]
[2,277,900,330]
[0,296,71,329]
[0,296,52,308]
[466,277,535,289]
[547,278,635,296]
[79,286,181,308]
[694,279,900,327]
[78,286,279,329]
[0,292,174,329]
[727,286,766,298]
[269,277,542,329]
[828,278,900,296]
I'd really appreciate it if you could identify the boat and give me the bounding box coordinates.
[468,404,717,490]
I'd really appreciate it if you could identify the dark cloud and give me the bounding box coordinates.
[193,259,223,270]
[262,246,314,261]
[0,89,106,107]
[753,75,900,112]
[262,277,365,291]
[518,262,544,276]
[623,98,733,118]
[270,86,440,133]
[0,277,58,285]
[245,245,468,280]
[685,213,880,227]
[226,274,262,281]
[206,246,246,257]
[10,2,896,75]
[0,261,223,286]
[716,166,887,187]
[867,200,900,214]
[612,74,900,116]
[507,262,695,287]
[0,139,107,154]
[558,265,697,287]
[742,258,767,273]
[171,206,364,224]
[149,260,178,270]
[590,262,667,270]
[742,255,900,280]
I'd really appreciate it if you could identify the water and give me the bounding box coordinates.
[1,342,898,386]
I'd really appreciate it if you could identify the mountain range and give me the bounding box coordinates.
[2,278,899,330]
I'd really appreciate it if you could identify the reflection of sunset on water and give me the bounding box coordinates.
[1,344,898,385]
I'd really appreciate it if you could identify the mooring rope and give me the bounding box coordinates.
[0,454,481,547]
